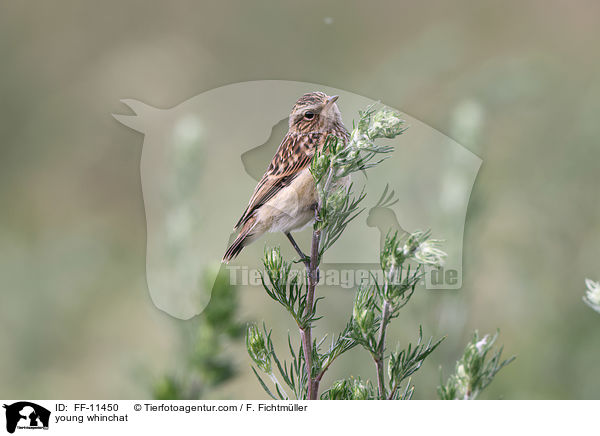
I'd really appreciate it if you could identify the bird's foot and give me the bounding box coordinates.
[286,232,310,267]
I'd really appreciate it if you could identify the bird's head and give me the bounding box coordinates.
[288,92,343,133]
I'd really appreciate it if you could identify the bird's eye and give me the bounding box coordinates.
[304,111,315,119]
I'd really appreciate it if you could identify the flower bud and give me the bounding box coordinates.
[327,378,370,400]
[327,380,350,400]
[352,289,375,336]
[351,132,371,149]
[350,380,370,400]
[246,324,271,374]
[316,153,330,173]
[327,188,346,213]
[355,308,374,336]
[414,239,446,267]
[368,109,406,139]
[400,231,447,267]
[585,279,600,306]
[265,247,282,271]
[475,335,489,353]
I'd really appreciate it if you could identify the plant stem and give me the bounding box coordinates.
[375,298,391,399]
[299,163,335,400]
[284,232,314,398]
[299,207,322,400]
[307,209,321,312]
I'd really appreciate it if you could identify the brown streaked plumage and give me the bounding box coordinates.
[222,92,349,262]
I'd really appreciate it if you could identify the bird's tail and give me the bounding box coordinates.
[222,217,258,263]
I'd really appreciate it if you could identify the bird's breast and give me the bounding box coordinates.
[256,168,317,233]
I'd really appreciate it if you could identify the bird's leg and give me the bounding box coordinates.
[285,232,310,268]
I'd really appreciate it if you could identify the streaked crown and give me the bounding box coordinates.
[289,91,344,133]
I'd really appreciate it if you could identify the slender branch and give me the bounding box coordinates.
[283,231,313,399]
[299,206,322,400]
[374,298,391,398]
[301,162,339,398]
[373,263,398,399]
[315,361,333,383]
[377,299,391,353]
[387,376,410,400]
[374,357,385,399]
[285,231,317,399]
[298,328,313,398]
[307,208,321,311]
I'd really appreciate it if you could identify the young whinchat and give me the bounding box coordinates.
[222,92,349,262]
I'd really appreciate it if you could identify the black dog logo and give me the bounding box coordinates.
[3,402,50,433]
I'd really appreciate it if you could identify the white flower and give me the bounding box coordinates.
[349,131,371,149]
[396,231,447,267]
[414,239,447,267]
[585,279,600,304]
[475,335,489,353]
[367,109,406,139]
[583,278,600,313]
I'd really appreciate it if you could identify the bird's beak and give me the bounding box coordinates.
[322,95,339,119]
[326,95,339,106]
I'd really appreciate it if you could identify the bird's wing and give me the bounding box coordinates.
[234,132,323,229]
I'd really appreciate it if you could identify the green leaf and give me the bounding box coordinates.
[251,366,277,400]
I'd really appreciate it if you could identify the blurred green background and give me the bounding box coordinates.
[1,0,599,399]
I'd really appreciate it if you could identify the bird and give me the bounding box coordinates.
[222,92,349,263]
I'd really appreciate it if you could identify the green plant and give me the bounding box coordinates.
[152,267,243,399]
[246,104,513,400]
[438,331,515,400]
